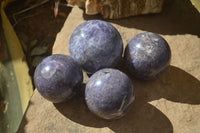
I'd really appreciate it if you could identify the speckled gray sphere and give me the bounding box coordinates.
[85,68,135,120]
[124,32,171,80]
[69,20,123,73]
[34,54,83,103]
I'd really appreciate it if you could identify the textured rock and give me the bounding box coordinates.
[124,32,171,80]
[85,68,134,120]
[67,0,166,19]
[69,20,123,73]
[67,0,85,8]
[18,5,200,133]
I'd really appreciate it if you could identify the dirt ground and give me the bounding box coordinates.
[5,0,72,76]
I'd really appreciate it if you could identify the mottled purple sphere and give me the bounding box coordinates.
[85,68,135,120]
[34,54,83,103]
[124,32,171,80]
[69,20,123,73]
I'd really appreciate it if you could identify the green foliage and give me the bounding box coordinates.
[31,56,45,67]
[31,46,48,56]
[21,39,48,75]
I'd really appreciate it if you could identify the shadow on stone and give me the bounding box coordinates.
[116,58,200,104]
[54,78,174,133]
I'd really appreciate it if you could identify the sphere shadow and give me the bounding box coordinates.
[117,59,200,104]
[150,65,200,104]
[54,90,173,133]
[54,57,199,133]
[54,76,174,133]
[83,0,200,37]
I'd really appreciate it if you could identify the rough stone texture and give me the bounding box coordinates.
[124,32,171,80]
[67,0,166,19]
[69,20,123,73]
[18,1,200,132]
[85,68,134,120]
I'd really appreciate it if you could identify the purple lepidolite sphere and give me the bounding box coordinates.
[85,68,135,120]
[69,20,123,73]
[34,54,83,103]
[124,32,171,80]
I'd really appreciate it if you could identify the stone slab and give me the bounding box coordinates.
[18,1,200,132]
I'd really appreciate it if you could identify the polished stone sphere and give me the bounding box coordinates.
[124,32,171,80]
[69,20,123,73]
[85,68,135,120]
[34,54,83,103]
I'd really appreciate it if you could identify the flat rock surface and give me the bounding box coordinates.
[18,1,200,133]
